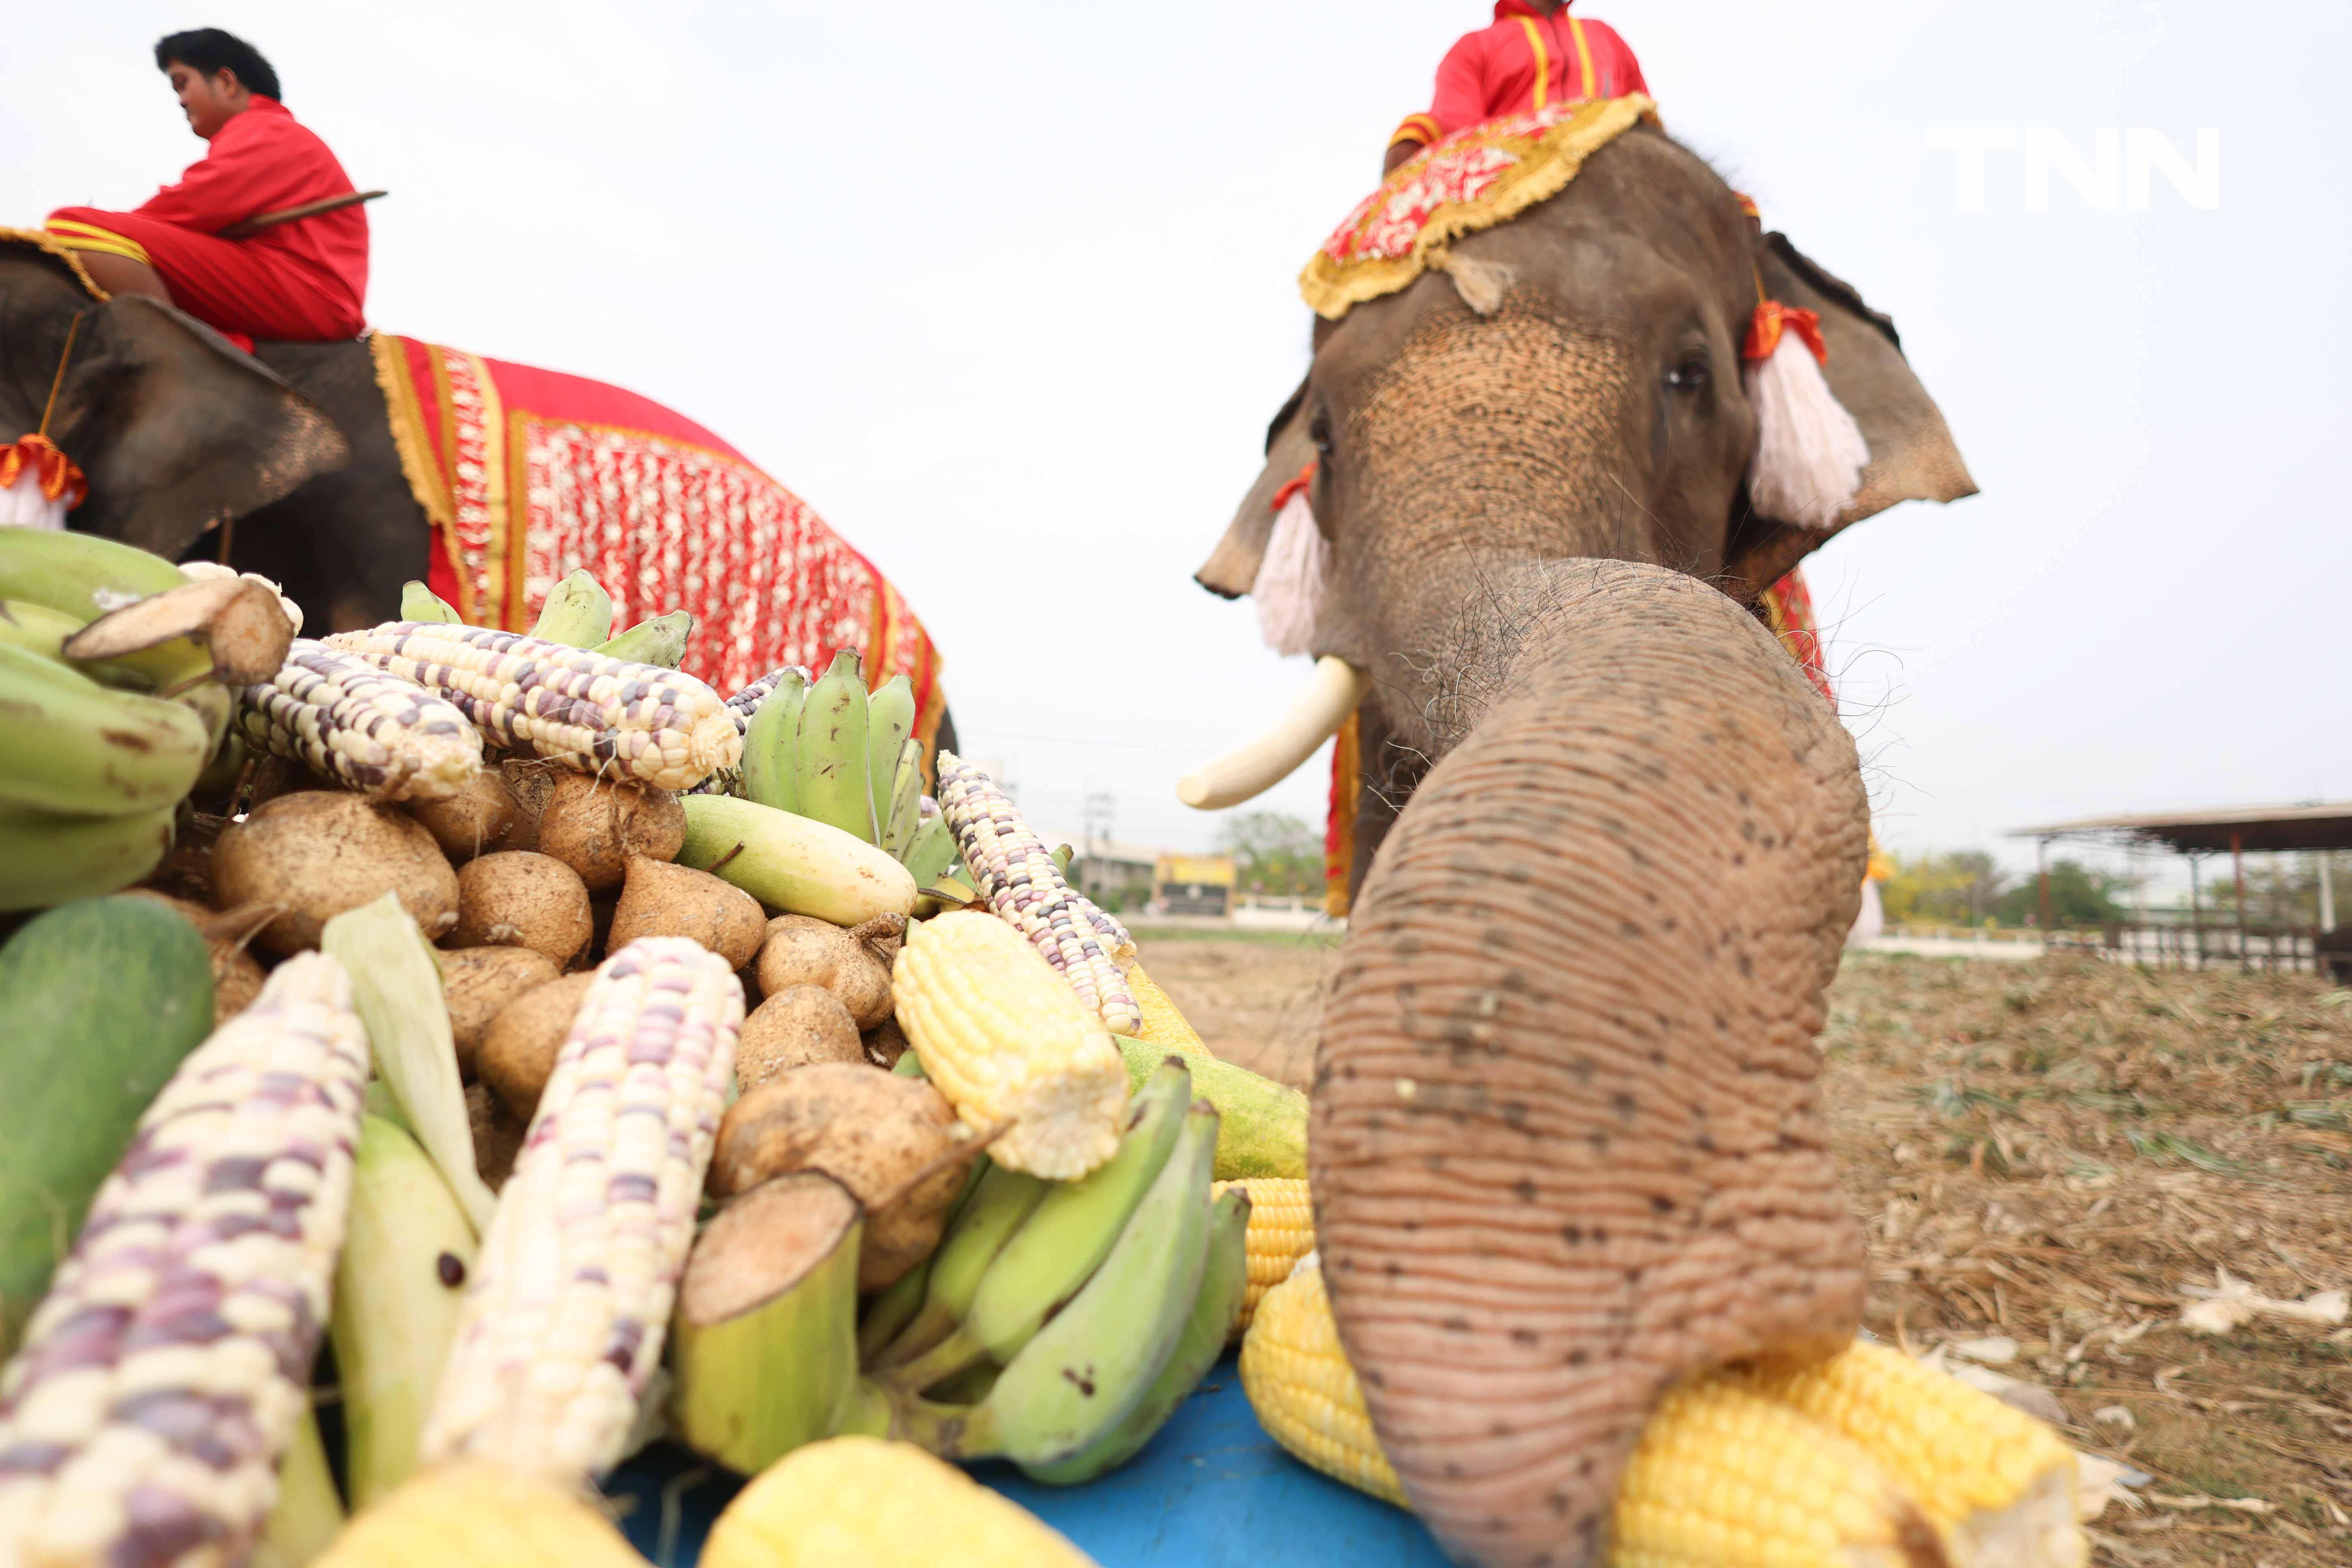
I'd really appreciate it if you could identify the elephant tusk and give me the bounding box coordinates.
[1178,655,1372,811]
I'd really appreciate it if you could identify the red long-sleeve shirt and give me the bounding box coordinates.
[1389,2,1649,153]
[133,96,367,321]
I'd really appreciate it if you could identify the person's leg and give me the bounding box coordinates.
[45,209,360,341]
[74,250,174,304]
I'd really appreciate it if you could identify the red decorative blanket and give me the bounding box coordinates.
[369,332,944,741]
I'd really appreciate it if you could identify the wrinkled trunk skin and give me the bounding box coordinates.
[1311,560,1869,1568]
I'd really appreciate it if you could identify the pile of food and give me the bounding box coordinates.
[0,533,2087,1568]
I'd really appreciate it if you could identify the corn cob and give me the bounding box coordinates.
[1734,1342,2083,1568]
[0,952,371,1566]
[311,1463,644,1568]
[1239,1260,2089,1567]
[233,639,485,801]
[320,621,739,792]
[419,936,742,1481]
[1210,1177,1315,1333]
[1130,963,1213,1059]
[891,910,1130,1180]
[701,1436,1099,1568]
[687,664,808,797]
[1237,1257,1407,1508]
[935,751,1141,1034]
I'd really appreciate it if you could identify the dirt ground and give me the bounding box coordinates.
[1136,933,2352,1567]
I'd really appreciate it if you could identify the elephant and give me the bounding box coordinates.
[1,235,956,747]
[1188,122,1972,1564]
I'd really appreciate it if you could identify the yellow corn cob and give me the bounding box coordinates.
[419,937,743,1481]
[1238,1258,1408,1508]
[1609,1381,1947,1568]
[311,1463,644,1567]
[321,620,739,791]
[234,639,485,800]
[935,752,1142,1034]
[1210,1177,1315,1333]
[891,909,1130,1180]
[1129,962,1213,1058]
[0,953,371,1565]
[1735,1342,2084,1568]
[1239,1262,2087,1568]
[701,1436,1099,1568]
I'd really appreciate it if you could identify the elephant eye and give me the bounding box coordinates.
[1666,354,1710,392]
[1308,411,1334,457]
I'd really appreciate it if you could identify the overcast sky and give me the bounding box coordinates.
[10,2,2346,880]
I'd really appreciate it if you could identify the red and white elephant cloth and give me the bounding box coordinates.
[370,332,944,741]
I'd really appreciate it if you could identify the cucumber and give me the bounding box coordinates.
[0,895,215,1352]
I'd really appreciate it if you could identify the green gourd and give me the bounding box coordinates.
[0,895,215,1353]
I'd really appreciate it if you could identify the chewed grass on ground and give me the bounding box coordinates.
[1142,938,2352,1567]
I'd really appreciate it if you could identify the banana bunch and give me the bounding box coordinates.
[661,1059,1244,1487]
[0,529,291,910]
[731,646,960,889]
[847,1057,1249,1482]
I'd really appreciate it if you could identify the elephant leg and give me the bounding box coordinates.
[1311,560,1869,1568]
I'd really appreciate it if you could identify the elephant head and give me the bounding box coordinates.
[0,236,347,560]
[1191,125,1971,1565]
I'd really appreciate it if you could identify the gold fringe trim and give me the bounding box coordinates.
[1298,94,1653,321]
[365,332,476,620]
[0,226,111,300]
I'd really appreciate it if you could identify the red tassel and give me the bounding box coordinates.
[1744,300,1828,365]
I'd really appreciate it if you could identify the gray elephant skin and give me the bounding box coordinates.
[1194,123,1973,1566]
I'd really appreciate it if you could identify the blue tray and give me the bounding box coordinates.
[605,1353,1448,1566]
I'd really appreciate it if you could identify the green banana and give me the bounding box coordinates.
[250,1404,345,1568]
[328,1115,479,1508]
[739,667,809,815]
[1,598,232,746]
[857,1245,935,1362]
[0,642,211,815]
[399,579,463,624]
[881,736,924,859]
[869,1161,1047,1372]
[901,815,959,889]
[528,569,613,646]
[0,526,187,622]
[865,674,915,840]
[795,648,873,842]
[878,1059,1193,1391]
[593,609,693,667]
[976,1098,1218,1468]
[1019,1184,1250,1485]
[863,1102,1221,1470]
[0,801,178,911]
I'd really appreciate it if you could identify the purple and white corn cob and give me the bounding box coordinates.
[0,952,369,1566]
[320,621,740,792]
[418,937,742,1481]
[233,639,485,801]
[935,751,1142,1036]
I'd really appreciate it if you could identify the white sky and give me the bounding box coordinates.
[10,3,2347,884]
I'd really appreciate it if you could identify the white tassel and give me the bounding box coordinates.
[0,469,68,530]
[1253,490,1328,657]
[1744,328,1869,529]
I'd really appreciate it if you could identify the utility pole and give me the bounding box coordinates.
[1080,790,1114,899]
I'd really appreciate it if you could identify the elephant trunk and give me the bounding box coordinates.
[1310,560,1870,1568]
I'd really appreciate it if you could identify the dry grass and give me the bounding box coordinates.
[1143,937,2352,1566]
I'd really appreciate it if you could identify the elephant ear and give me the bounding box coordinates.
[1195,377,1314,600]
[1720,233,1976,602]
[52,296,348,561]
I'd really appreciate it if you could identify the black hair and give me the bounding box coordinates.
[153,29,281,102]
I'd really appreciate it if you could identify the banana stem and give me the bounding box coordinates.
[844,1378,1001,1461]
[871,1323,987,1395]
[867,1298,958,1370]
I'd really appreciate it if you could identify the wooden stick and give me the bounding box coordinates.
[219,190,386,240]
